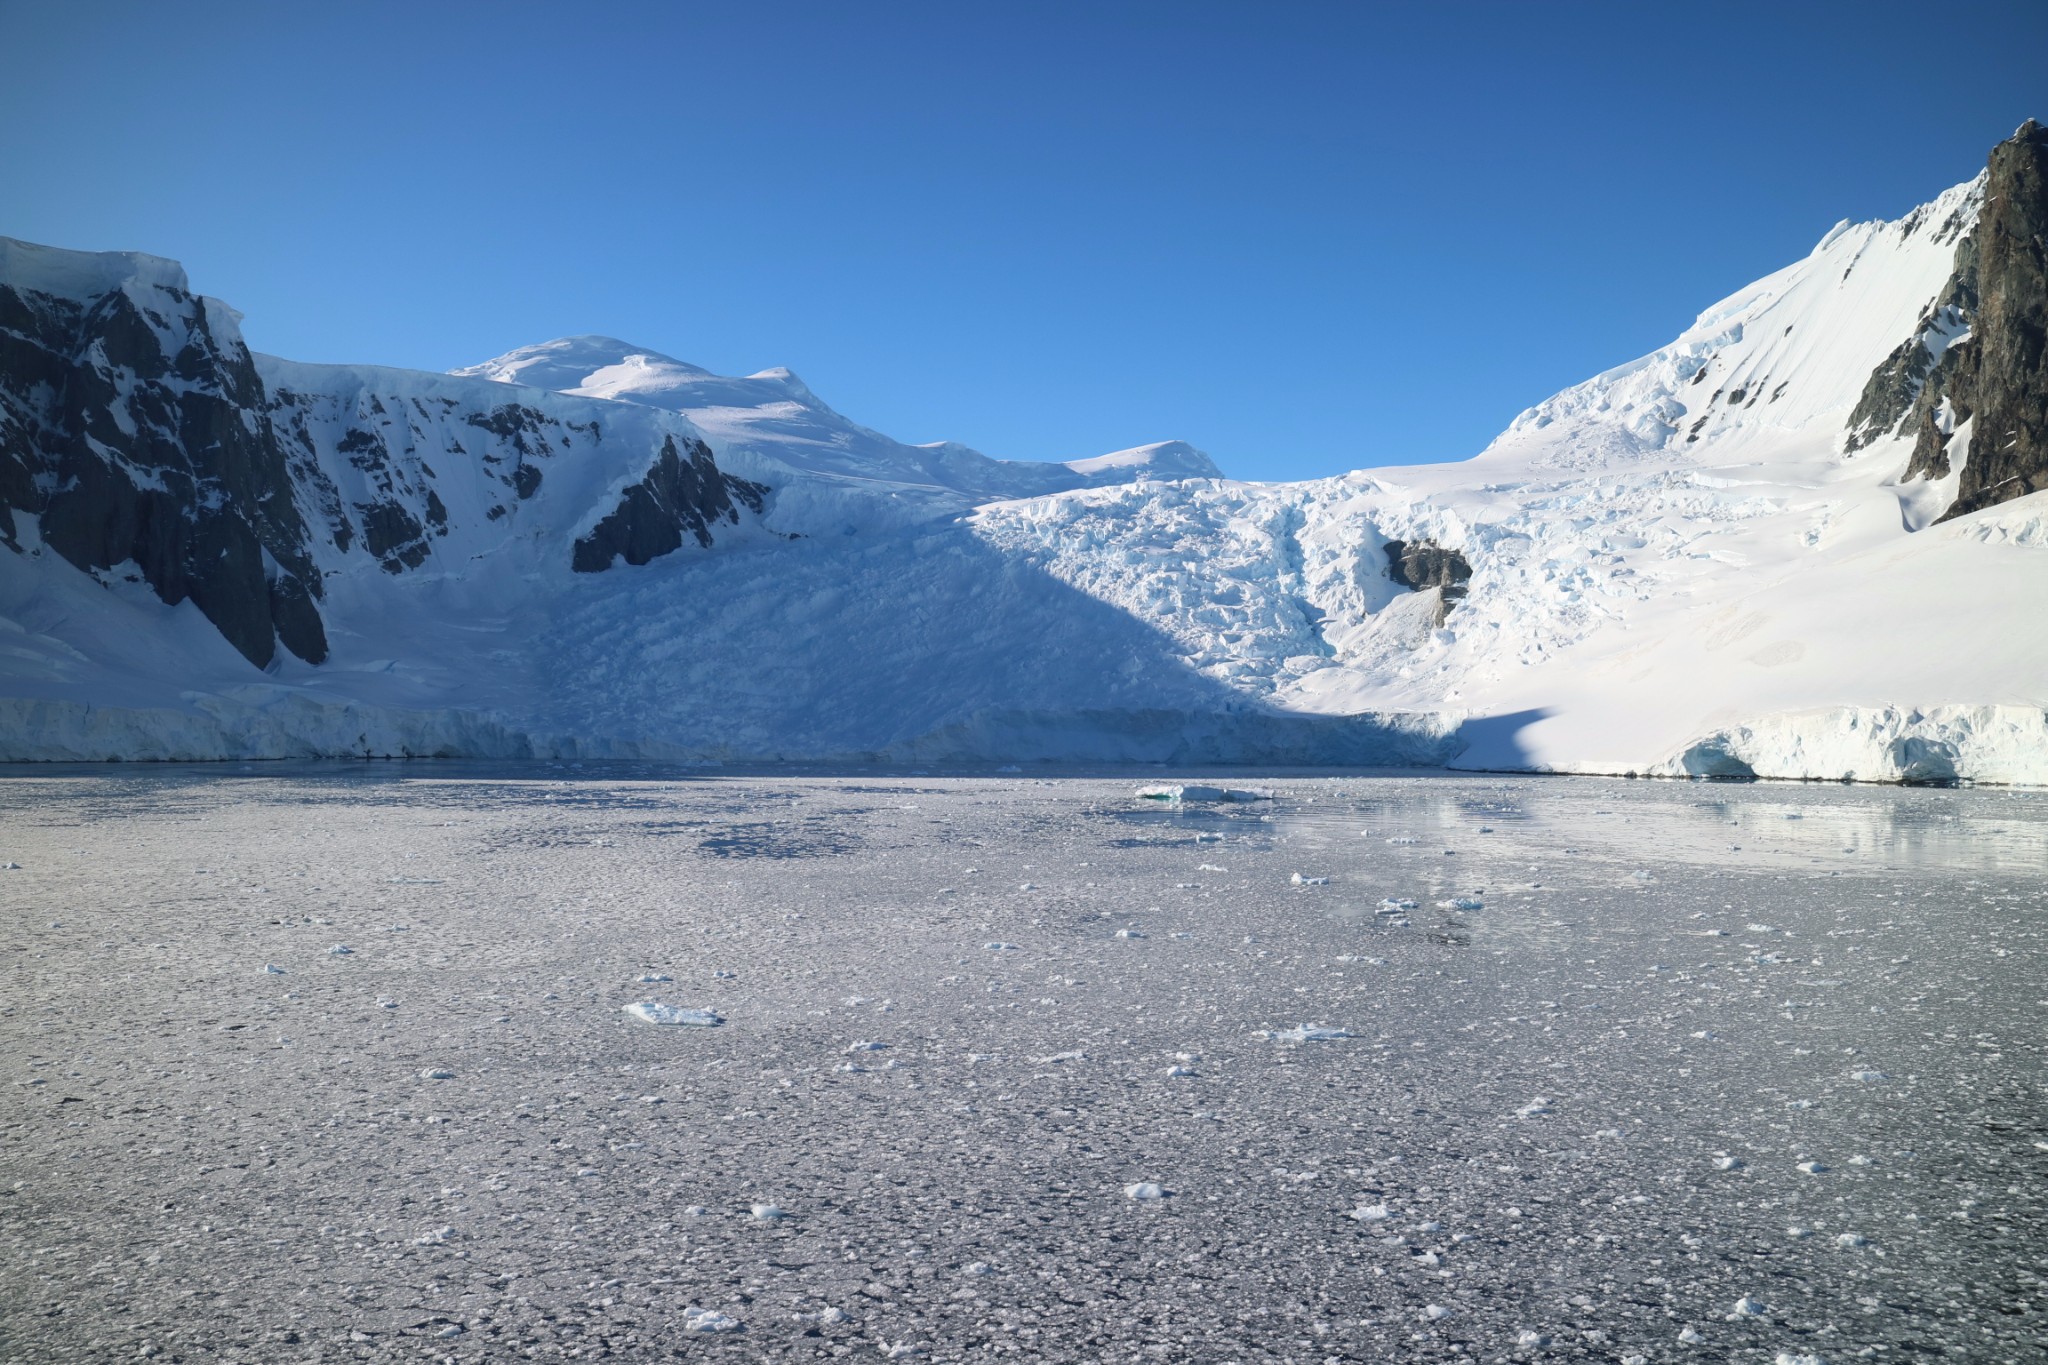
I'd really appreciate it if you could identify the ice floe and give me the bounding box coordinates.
[621,1002,723,1027]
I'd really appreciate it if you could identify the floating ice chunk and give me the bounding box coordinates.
[376,997,398,1010]
[835,1062,867,1073]
[795,1306,852,1326]
[1595,1128,1625,1140]
[1835,1232,1868,1248]
[1114,928,1146,939]
[1269,1024,1351,1043]
[1291,873,1329,886]
[1136,784,1271,804]
[1849,1069,1888,1082]
[1197,863,1227,872]
[983,942,1017,951]
[713,969,736,979]
[1517,1331,1549,1348]
[1164,1065,1196,1077]
[1729,1295,1768,1317]
[681,1308,742,1333]
[1714,1156,1745,1171]
[1436,898,1483,910]
[1379,897,1417,912]
[1033,1050,1086,1064]
[1124,1182,1167,1201]
[1517,1098,1555,1117]
[1773,1354,1825,1365]
[1786,1226,1813,1238]
[636,973,672,983]
[1350,1203,1390,1222]
[962,1262,993,1277]
[413,1225,455,1244]
[880,1344,922,1360]
[0,862,19,870]
[419,1068,455,1081]
[1679,1326,1705,1343]
[846,1040,888,1052]
[328,945,353,956]
[749,1203,787,1221]
[1386,835,1419,845]
[262,963,286,975]
[622,1002,723,1027]
[1797,1160,1828,1174]
[1421,1304,1452,1320]
[1017,882,1037,891]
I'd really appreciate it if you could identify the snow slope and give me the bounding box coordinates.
[1,142,2043,780]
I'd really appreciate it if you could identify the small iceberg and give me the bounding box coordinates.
[1135,784,1273,804]
[1265,1024,1351,1043]
[622,1002,723,1027]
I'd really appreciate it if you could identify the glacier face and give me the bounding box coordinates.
[1,127,2044,780]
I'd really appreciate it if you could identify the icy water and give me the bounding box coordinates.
[1,767,2043,1365]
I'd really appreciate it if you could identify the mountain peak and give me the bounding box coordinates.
[452,335,712,395]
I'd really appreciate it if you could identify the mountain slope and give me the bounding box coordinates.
[0,124,2043,780]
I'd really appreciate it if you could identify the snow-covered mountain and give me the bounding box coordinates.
[452,335,1220,532]
[2,122,2044,779]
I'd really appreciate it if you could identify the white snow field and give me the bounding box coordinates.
[1,767,2042,1361]
[1,163,2043,779]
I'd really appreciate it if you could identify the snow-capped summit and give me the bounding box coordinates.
[454,337,1221,530]
[452,334,719,395]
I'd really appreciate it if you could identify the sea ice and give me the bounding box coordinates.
[1123,1182,1167,1201]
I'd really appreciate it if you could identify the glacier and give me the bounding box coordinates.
[2,125,2044,780]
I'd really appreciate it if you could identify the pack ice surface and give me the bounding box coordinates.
[1,767,2040,1360]
[2,125,2045,780]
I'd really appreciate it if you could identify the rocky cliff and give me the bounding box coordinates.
[1847,121,2048,521]
[0,240,327,668]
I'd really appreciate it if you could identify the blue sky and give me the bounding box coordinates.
[4,1,2045,481]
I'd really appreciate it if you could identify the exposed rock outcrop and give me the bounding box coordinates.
[1846,121,2048,520]
[572,434,767,572]
[0,241,327,668]
[1382,539,1471,624]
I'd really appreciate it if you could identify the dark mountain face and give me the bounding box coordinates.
[1939,119,2048,521]
[571,435,768,573]
[0,271,328,668]
[1847,121,2048,522]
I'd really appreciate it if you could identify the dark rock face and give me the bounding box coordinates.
[0,268,327,667]
[572,435,767,573]
[1383,539,1471,623]
[1843,217,1978,457]
[1936,120,2048,520]
[1848,121,2048,521]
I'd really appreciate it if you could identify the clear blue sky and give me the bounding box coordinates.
[5,1,2044,480]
